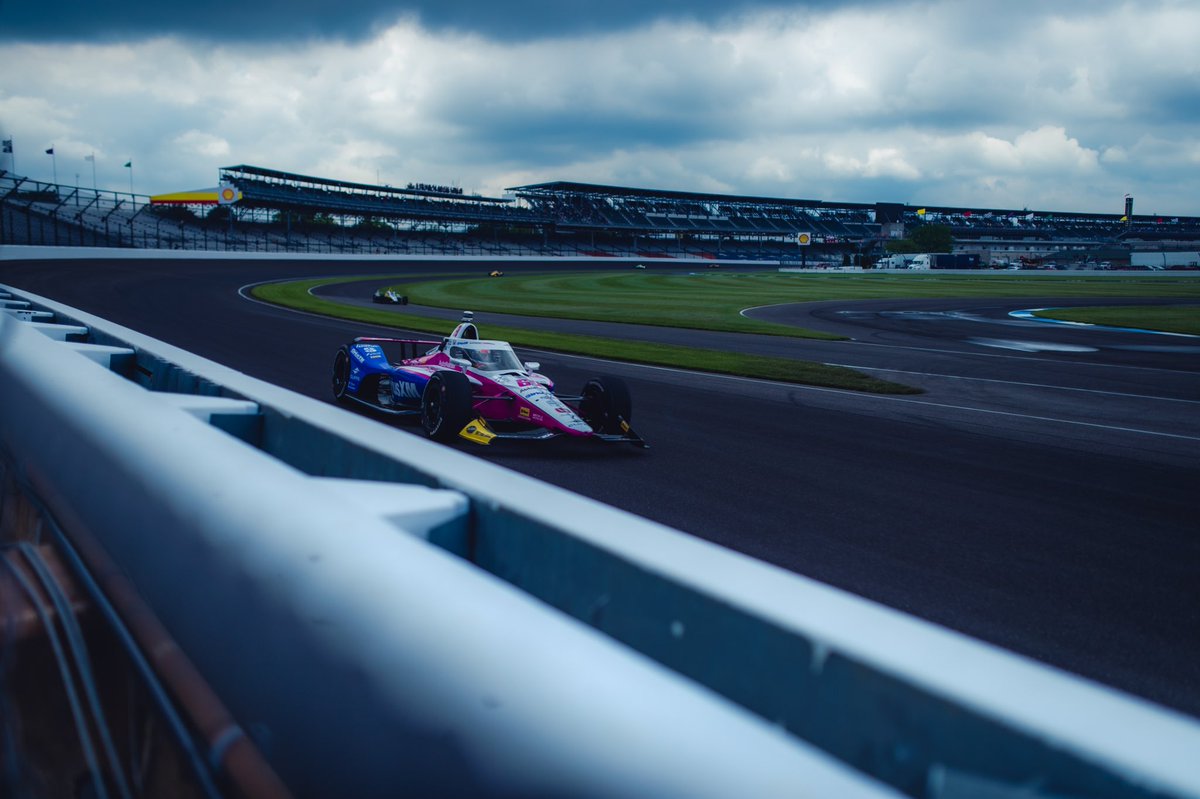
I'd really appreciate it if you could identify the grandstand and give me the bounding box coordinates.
[4,165,1200,265]
[219,165,545,229]
[511,181,878,239]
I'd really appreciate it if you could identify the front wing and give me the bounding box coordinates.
[458,414,648,448]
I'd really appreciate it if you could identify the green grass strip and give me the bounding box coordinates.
[1033,305,1200,335]
[392,271,1200,340]
[251,277,920,395]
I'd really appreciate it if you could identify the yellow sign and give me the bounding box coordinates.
[796,232,812,246]
[459,418,496,445]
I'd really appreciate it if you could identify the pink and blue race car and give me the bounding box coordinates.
[331,312,645,447]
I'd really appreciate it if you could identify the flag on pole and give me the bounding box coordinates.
[1,139,11,154]
[84,154,95,162]
[124,161,132,168]
[45,147,54,155]
[916,208,926,216]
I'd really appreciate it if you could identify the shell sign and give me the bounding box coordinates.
[796,232,812,246]
[217,183,242,205]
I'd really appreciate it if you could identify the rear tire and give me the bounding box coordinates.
[421,371,474,441]
[331,346,352,403]
[579,376,632,434]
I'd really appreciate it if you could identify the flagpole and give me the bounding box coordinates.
[47,146,57,185]
[91,152,97,190]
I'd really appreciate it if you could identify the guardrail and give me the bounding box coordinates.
[2,283,1199,798]
[0,243,781,265]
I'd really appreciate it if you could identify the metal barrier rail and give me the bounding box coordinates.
[2,282,1199,799]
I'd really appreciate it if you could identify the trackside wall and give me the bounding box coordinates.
[2,281,1199,799]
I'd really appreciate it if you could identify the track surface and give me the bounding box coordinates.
[4,259,1199,717]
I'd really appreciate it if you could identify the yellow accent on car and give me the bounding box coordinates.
[459,417,497,445]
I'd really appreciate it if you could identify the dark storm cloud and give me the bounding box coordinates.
[0,0,872,42]
[0,0,391,42]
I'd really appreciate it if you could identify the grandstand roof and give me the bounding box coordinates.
[512,180,1200,225]
[221,164,511,204]
[508,180,877,211]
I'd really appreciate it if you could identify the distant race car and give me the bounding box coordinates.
[489,270,504,277]
[373,289,408,304]
[331,312,645,447]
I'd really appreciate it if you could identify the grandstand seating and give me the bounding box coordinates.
[4,167,1199,263]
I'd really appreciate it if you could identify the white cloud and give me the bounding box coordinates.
[173,130,230,158]
[1,1,1198,213]
[824,147,921,180]
[747,155,792,183]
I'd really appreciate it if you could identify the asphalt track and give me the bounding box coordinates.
[3,258,1199,719]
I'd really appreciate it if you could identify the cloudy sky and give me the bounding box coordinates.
[2,0,1197,215]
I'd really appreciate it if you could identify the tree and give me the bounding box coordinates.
[885,223,953,254]
[204,205,232,226]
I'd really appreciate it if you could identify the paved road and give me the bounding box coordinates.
[4,258,1199,717]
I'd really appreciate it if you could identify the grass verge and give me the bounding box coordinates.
[251,277,921,395]
[1033,305,1200,335]
[390,270,1200,339]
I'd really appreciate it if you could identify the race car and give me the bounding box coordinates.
[331,312,645,447]
[372,289,408,304]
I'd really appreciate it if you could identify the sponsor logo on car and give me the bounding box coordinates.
[519,406,531,419]
[459,418,496,445]
[392,380,422,400]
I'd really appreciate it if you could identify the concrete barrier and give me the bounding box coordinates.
[0,287,900,797]
[3,282,1199,799]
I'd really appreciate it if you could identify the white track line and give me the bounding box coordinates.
[519,349,1200,442]
[825,364,1200,405]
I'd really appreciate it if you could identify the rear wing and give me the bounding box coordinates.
[353,337,443,361]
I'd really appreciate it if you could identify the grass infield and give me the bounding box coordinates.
[250,276,920,394]
[395,270,1200,338]
[1033,304,1200,335]
[252,270,1200,395]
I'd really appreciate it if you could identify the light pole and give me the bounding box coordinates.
[85,152,97,190]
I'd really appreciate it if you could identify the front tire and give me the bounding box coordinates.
[331,346,352,403]
[421,371,474,441]
[579,376,632,434]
